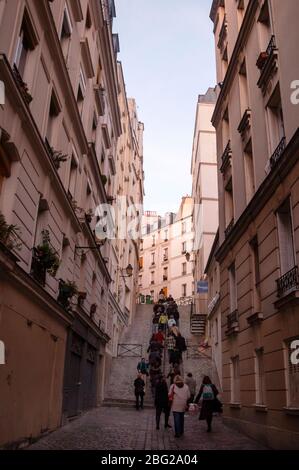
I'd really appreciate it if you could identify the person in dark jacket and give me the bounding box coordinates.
[194,376,220,432]
[134,373,145,410]
[155,375,171,430]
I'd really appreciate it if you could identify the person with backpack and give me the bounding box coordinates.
[134,373,145,410]
[137,358,149,382]
[194,376,221,432]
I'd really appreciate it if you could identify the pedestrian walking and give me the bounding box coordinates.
[185,372,196,404]
[194,376,221,432]
[158,312,168,333]
[167,364,181,385]
[154,375,171,430]
[168,375,190,438]
[168,315,176,328]
[165,332,176,362]
[137,357,149,383]
[134,373,145,410]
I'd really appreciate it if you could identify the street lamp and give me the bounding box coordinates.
[119,263,133,278]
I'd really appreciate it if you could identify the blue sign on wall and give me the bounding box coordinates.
[197,281,208,293]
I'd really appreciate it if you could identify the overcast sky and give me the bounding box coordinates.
[114,0,216,215]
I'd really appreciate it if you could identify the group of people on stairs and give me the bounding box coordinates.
[133,293,223,436]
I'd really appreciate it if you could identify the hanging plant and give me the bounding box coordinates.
[0,211,22,251]
[58,279,78,309]
[34,229,60,277]
[51,149,69,169]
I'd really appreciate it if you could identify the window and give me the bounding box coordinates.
[255,348,266,405]
[163,248,168,261]
[151,252,155,265]
[68,152,79,198]
[152,234,155,247]
[257,0,272,51]
[46,89,60,144]
[228,262,237,312]
[163,267,168,281]
[77,66,86,115]
[239,59,249,114]
[138,275,142,287]
[285,337,299,407]
[164,230,168,241]
[182,262,187,276]
[14,9,37,78]
[225,178,234,228]
[250,236,261,312]
[181,221,186,234]
[266,84,285,155]
[151,271,155,284]
[140,240,143,251]
[244,140,255,202]
[277,198,295,275]
[60,5,72,60]
[231,356,240,403]
[85,5,92,29]
[182,241,187,254]
[222,108,230,149]
[182,283,187,297]
[139,257,143,270]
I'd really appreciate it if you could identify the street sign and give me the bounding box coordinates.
[197,280,208,293]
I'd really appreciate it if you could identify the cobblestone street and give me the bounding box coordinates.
[28,406,267,451]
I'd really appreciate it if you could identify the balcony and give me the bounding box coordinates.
[237,109,251,142]
[276,266,299,299]
[12,65,33,105]
[226,310,239,336]
[269,137,286,169]
[220,141,232,174]
[257,35,278,94]
[225,218,234,238]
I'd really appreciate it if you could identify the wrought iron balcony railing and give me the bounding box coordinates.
[270,136,286,169]
[276,266,299,298]
[220,140,232,173]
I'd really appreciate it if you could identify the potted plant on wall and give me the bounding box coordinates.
[57,279,78,309]
[51,149,68,169]
[31,230,60,284]
[0,211,21,252]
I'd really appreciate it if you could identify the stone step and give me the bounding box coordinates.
[102,399,154,409]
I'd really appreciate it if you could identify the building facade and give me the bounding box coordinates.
[0,0,143,448]
[191,88,218,324]
[138,196,194,303]
[210,0,299,449]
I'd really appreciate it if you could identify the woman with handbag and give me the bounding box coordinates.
[194,376,221,432]
[168,375,190,438]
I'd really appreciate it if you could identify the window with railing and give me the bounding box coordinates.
[266,84,285,167]
[225,178,234,236]
[277,198,295,278]
[229,262,237,312]
[250,236,261,312]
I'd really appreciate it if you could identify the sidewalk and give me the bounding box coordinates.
[28,406,267,450]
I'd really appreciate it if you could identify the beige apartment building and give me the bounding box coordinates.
[138,197,194,303]
[0,0,143,448]
[209,0,299,449]
[191,88,218,333]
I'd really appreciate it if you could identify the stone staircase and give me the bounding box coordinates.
[103,304,154,408]
[190,314,206,335]
[103,302,220,409]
